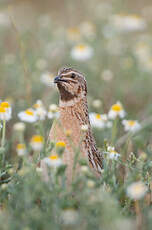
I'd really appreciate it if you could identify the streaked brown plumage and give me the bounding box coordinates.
[49,67,103,183]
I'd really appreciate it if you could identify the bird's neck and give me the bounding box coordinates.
[59,96,103,173]
[59,96,90,127]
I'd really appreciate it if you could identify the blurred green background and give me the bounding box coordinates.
[1,0,152,139]
[1,1,152,230]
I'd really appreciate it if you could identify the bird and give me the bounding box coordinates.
[49,67,103,183]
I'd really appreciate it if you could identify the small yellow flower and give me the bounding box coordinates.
[56,141,66,148]
[40,72,54,87]
[16,143,26,156]
[101,70,114,81]
[128,120,135,126]
[89,113,112,129]
[126,181,148,200]
[67,27,81,41]
[71,43,93,61]
[1,102,10,108]
[30,135,44,151]
[0,101,12,121]
[81,124,88,132]
[107,146,120,160]
[108,101,126,119]
[92,99,102,108]
[76,44,86,51]
[43,154,62,167]
[33,103,41,109]
[48,104,59,119]
[13,122,26,132]
[61,209,79,226]
[122,120,141,132]
[0,107,6,113]
[65,129,72,137]
[95,114,101,119]
[111,104,122,112]
[87,180,95,188]
[1,183,8,190]
[49,155,59,160]
[112,14,146,32]
[18,109,37,123]
[25,110,34,116]
[17,143,26,149]
[31,135,44,143]
[49,104,58,112]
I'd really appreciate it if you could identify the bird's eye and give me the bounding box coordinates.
[71,73,76,79]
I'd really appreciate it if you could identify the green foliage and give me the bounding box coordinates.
[0,0,152,229]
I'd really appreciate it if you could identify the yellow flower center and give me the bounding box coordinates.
[56,141,66,148]
[128,120,136,126]
[68,27,80,35]
[49,155,59,160]
[0,107,6,113]
[134,185,142,193]
[111,150,117,154]
[17,144,25,149]
[95,114,101,120]
[33,103,40,109]
[77,44,86,51]
[25,110,34,116]
[129,15,140,20]
[31,135,43,143]
[65,129,72,137]
[1,102,10,108]
[111,104,122,112]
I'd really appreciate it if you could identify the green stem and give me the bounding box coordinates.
[1,120,6,148]
[19,131,24,144]
[0,121,2,139]
[111,118,118,144]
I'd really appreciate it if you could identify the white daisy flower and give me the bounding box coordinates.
[101,69,114,81]
[122,120,141,132]
[0,101,12,121]
[30,135,44,151]
[43,155,62,168]
[79,21,96,39]
[126,181,148,200]
[18,109,38,123]
[1,101,12,116]
[80,165,89,174]
[48,104,59,119]
[16,144,26,156]
[33,100,47,120]
[134,42,150,64]
[71,44,93,61]
[81,124,88,132]
[60,209,79,226]
[13,122,26,132]
[111,14,146,32]
[36,107,47,120]
[92,99,102,108]
[89,113,112,129]
[108,101,126,119]
[40,72,54,87]
[0,13,10,27]
[67,27,81,41]
[87,180,95,188]
[107,146,120,160]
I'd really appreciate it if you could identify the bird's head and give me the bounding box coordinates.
[54,67,87,106]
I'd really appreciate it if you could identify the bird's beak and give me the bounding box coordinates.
[54,76,61,83]
[54,76,68,83]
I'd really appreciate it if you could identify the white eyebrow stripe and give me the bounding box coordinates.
[61,71,84,78]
